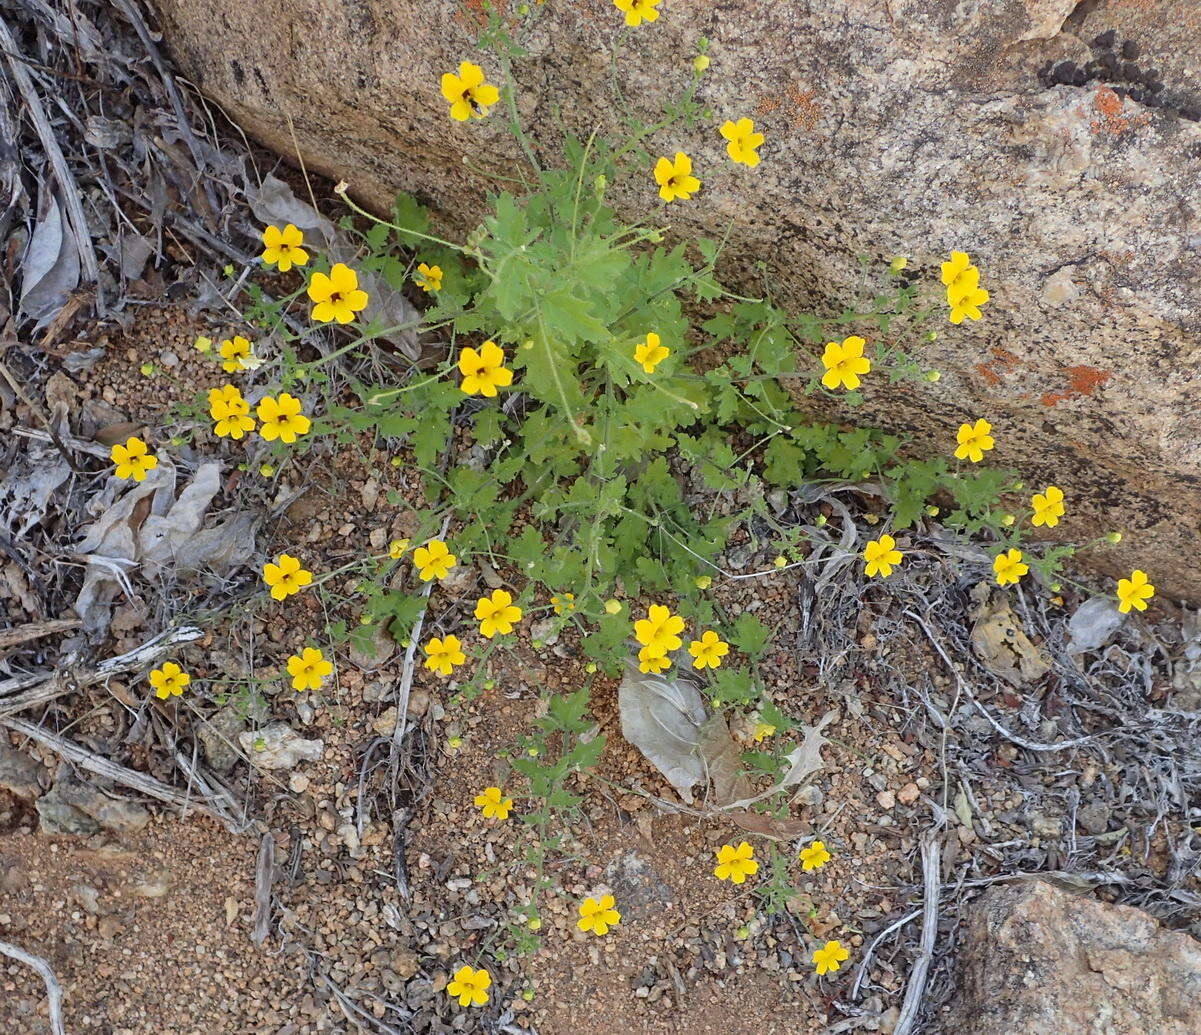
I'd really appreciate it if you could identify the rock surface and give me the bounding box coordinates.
[149,0,1201,597]
[238,723,324,770]
[949,880,1201,1033]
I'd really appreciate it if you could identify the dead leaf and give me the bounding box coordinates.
[618,664,708,803]
[1065,596,1125,656]
[246,175,419,358]
[20,186,81,325]
[969,582,1051,686]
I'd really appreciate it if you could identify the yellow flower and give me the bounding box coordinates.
[475,589,522,638]
[719,118,764,167]
[424,635,466,676]
[821,335,871,391]
[634,604,685,657]
[415,262,443,293]
[638,645,671,673]
[194,335,212,353]
[1116,570,1155,614]
[111,436,158,482]
[614,0,661,27]
[286,646,332,691]
[799,840,831,871]
[441,62,500,122]
[604,598,623,614]
[263,553,313,600]
[993,548,1028,587]
[753,721,776,743]
[714,841,758,884]
[256,393,311,444]
[947,267,989,324]
[260,224,308,272]
[474,785,513,820]
[413,539,457,582]
[954,419,995,462]
[813,939,850,975]
[1031,485,1065,528]
[577,894,621,936]
[208,384,256,440]
[940,251,975,291]
[149,662,190,700]
[307,263,369,324]
[458,340,513,397]
[388,539,410,560]
[693,54,710,73]
[689,630,729,670]
[219,335,256,373]
[654,152,700,203]
[633,331,670,374]
[695,575,712,590]
[551,593,576,615]
[446,965,491,1007]
[889,256,908,274]
[863,534,903,579]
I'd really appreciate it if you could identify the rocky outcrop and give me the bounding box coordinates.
[950,880,1201,1033]
[149,0,1201,596]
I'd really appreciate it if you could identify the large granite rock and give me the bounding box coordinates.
[149,0,1201,596]
[950,880,1201,1033]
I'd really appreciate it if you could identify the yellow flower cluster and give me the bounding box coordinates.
[941,251,989,324]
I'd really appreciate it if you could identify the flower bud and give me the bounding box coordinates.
[925,370,941,382]
[604,598,622,614]
[695,575,712,589]
[1107,531,1123,544]
[693,54,710,73]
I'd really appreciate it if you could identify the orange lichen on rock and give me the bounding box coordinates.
[1042,364,1112,407]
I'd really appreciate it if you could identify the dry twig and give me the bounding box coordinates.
[0,938,66,1035]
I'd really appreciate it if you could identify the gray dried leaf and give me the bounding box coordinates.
[777,709,836,790]
[970,585,1052,685]
[246,175,419,358]
[1065,596,1125,656]
[139,462,221,575]
[618,664,708,803]
[19,189,81,324]
[84,115,132,150]
[0,446,71,537]
[119,233,155,280]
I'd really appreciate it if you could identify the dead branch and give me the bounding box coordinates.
[0,938,66,1035]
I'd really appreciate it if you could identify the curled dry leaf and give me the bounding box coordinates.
[969,582,1052,687]
[1065,595,1125,657]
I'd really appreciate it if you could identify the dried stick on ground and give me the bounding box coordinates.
[0,625,203,718]
[0,939,66,1035]
[894,832,942,1035]
[251,832,276,946]
[0,16,101,294]
[3,715,238,830]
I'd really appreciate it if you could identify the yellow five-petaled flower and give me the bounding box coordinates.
[475,589,523,638]
[863,534,903,579]
[474,785,513,820]
[634,604,685,658]
[149,662,190,700]
[821,335,871,391]
[954,419,995,463]
[219,335,257,373]
[413,539,457,581]
[614,0,661,27]
[263,553,313,600]
[714,841,758,884]
[654,152,700,203]
[441,62,499,122]
[799,840,831,871]
[1116,569,1155,614]
[446,965,491,1008]
[689,630,729,670]
[286,646,332,691]
[634,332,669,374]
[993,548,1028,587]
[111,435,159,482]
[1031,485,1065,528]
[720,118,764,167]
[638,645,671,674]
[260,224,308,272]
[415,261,443,293]
[209,384,256,440]
[424,635,466,676]
[257,393,311,444]
[308,263,369,324]
[942,251,989,324]
[813,939,849,975]
[577,894,621,936]
[458,340,513,397]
